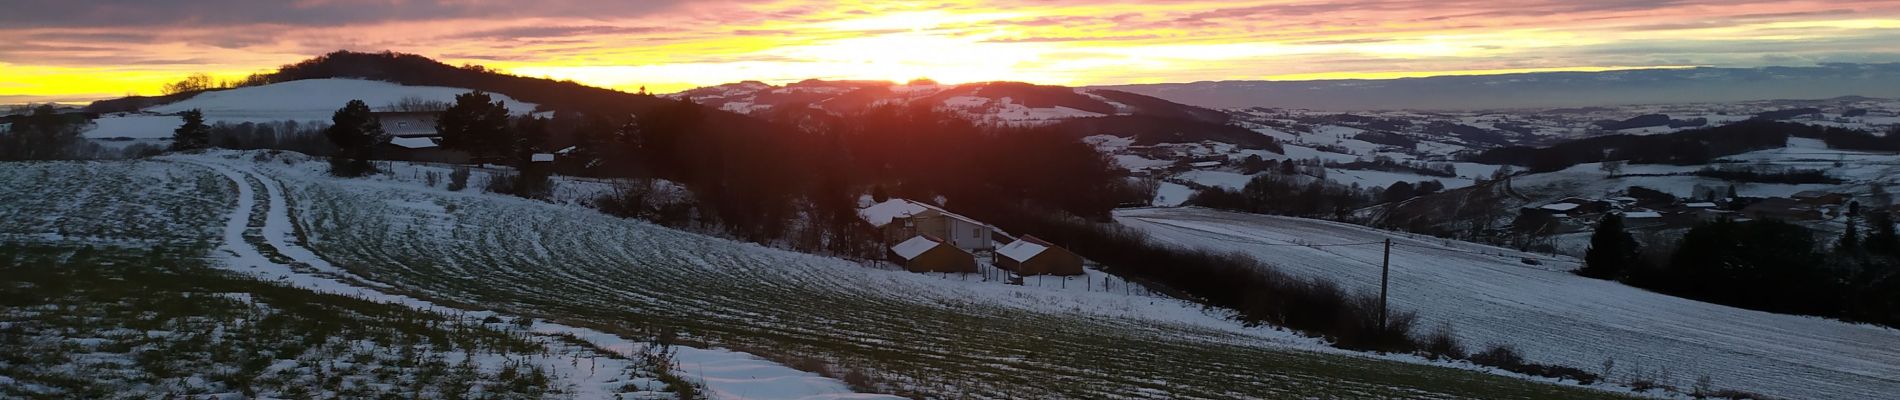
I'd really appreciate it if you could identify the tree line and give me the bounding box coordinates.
[1582,212,1900,327]
[1469,120,1801,172]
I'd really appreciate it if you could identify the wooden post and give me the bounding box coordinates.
[1380,238,1391,330]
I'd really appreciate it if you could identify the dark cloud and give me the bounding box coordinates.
[0,0,720,28]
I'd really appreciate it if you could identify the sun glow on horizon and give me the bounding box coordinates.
[4,1,1899,103]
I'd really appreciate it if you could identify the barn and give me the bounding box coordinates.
[995,235,1083,276]
[889,235,977,273]
[373,111,471,163]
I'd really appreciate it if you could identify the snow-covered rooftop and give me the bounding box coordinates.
[1189,161,1223,168]
[531,153,555,163]
[858,199,932,227]
[997,237,1050,262]
[388,136,439,149]
[890,235,943,260]
[1686,202,1718,208]
[1540,203,1581,211]
[1623,211,1663,219]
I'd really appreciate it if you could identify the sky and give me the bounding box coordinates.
[4,0,1900,103]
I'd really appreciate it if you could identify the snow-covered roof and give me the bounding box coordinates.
[388,136,439,149]
[557,146,578,154]
[891,235,943,260]
[998,237,1051,262]
[1686,202,1718,208]
[1540,203,1581,211]
[858,199,932,227]
[1189,161,1222,168]
[1623,211,1663,219]
[531,153,555,162]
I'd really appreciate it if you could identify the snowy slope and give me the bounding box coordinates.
[94,151,1635,398]
[1117,207,1900,400]
[146,78,537,123]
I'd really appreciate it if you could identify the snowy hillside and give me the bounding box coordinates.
[670,79,1222,125]
[1097,63,1900,111]
[1118,207,1900,400]
[80,78,538,146]
[0,152,1635,399]
[148,78,538,122]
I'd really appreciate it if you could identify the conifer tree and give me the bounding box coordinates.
[170,109,211,151]
[436,91,513,161]
[1581,214,1639,280]
[325,100,386,176]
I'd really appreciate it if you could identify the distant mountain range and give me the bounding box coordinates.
[1093,63,1900,111]
[671,79,1229,125]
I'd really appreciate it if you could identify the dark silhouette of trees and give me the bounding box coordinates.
[170,109,211,151]
[1470,120,1798,171]
[1867,212,1900,256]
[161,73,216,96]
[1633,220,1841,317]
[436,91,513,162]
[325,100,386,177]
[0,105,89,160]
[1580,214,1640,280]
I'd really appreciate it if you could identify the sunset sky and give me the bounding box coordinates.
[4,0,1899,103]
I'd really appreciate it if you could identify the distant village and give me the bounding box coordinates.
[1515,187,1894,235]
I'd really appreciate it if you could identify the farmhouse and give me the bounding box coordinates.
[372,111,471,163]
[859,198,997,251]
[1791,190,1848,206]
[888,235,977,273]
[995,235,1083,276]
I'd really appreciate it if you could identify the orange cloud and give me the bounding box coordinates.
[3,0,1898,102]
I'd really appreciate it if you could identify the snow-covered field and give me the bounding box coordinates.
[79,79,541,146]
[0,152,1642,398]
[149,79,538,122]
[1118,207,1900,400]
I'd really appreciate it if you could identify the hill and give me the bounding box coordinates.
[673,79,1229,126]
[1118,207,1900,400]
[0,153,1637,398]
[1096,63,1900,111]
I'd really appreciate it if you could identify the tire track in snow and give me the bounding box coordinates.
[175,156,900,400]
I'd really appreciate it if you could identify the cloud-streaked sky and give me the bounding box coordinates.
[4,0,1899,102]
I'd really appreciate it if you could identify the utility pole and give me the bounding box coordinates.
[1380,238,1391,331]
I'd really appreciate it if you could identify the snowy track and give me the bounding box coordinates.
[1119,207,1900,399]
[176,156,891,400]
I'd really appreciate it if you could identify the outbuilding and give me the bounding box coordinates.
[889,235,977,273]
[995,235,1083,276]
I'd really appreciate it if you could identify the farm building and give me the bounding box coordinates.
[995,235,1083,276]
[859,198,997,251]
[1792,191,1848,206]
[888,235,977,273]
[379,135,469,164]
[372,111,471,163]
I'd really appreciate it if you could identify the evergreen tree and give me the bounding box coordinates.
[0,105,87,160]
[170,109,211,151]
[1868,212,1900,256]
[1840,217,1862,254]
[324,100,386,177]
[1580,214,1639,280]
[436,91,513,161]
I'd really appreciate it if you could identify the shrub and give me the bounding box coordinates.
[1419,324,1465,360]
[447,166,470,191]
